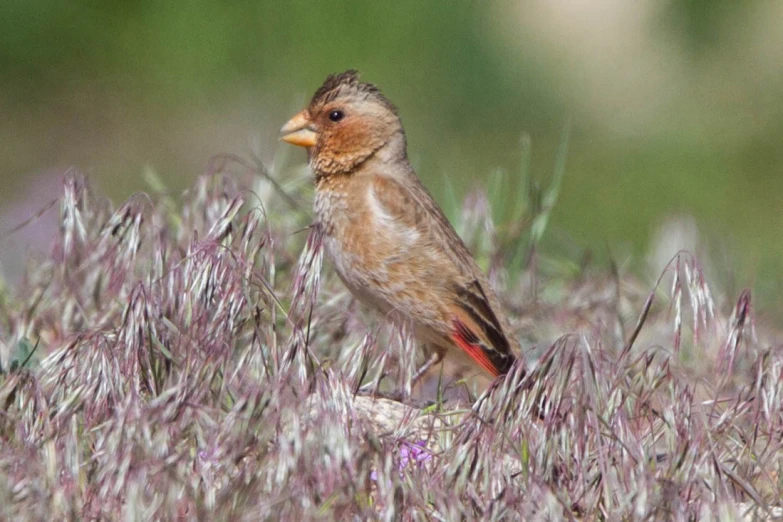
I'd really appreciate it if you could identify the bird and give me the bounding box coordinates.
[280,70,520,385]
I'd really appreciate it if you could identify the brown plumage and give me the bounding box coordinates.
[281,70,519,379]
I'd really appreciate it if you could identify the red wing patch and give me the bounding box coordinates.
[451,319,501,377]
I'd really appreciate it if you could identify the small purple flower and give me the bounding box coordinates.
[371,439,432,482]
[398,440,432,470]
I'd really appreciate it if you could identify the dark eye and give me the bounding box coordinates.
[328,110,344,122]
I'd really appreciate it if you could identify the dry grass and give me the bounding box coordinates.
[0,155,781,520]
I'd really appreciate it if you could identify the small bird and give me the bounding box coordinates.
[281,70,519,382]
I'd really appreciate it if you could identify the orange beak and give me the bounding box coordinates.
[280,110,317,147]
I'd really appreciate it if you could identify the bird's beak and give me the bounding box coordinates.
[280,110,317,147]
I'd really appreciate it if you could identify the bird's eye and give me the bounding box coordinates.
[328,110,344,122]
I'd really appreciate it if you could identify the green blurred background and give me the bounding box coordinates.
[1,1,781,308]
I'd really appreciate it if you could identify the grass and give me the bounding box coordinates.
[0,150,781,520]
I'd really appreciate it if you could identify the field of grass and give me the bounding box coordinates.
[1,151,781,520]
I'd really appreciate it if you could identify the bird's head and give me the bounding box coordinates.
[280,70,406,177]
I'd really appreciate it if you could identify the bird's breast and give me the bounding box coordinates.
[314,181,416,280]
[314,182,447,329]
[313,186,370,292]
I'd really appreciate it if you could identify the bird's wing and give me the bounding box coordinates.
[372,172,518,376]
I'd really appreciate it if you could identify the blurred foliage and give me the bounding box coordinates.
[1,0,782,310]
[0,337,39,374]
